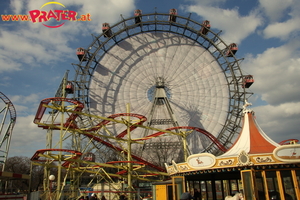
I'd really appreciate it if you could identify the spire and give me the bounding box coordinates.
[219,100,279,157]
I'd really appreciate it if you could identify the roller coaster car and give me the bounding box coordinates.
[65,81,74,94]
[102,23,112,38]
[200,20,210,35]
[76,47,87,61]
[279,139,299,145]
[242,75,254,88]
[83,152,95,162]
[168,8,177,22]
[225,43,238,57]
[134,9,142,24]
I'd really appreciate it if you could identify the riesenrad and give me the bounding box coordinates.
[0,92,16,170]
[72,9,253,164]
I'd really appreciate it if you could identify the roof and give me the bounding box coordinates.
[219,102,279,158]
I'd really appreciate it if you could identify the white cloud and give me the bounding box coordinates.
[0,53,22,72]
[253,102,300,143]
[263,17,300,40]
[259,0,294,21]
[9,0,26,14]
[244,40,300,106]
[185,0,226,7]
[9,115,45,157]
[0,28,73,73]
[10,93,41,104]
[259,0,300,40]
[181,3,263,44]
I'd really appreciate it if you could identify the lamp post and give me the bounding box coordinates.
[49,175,55,200]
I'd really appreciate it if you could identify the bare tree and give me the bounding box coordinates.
[1,156,44,193]
[145,137,184,167]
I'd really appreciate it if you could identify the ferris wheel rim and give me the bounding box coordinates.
[72,11,252,154]
[0,91,16,167]
[0,91,17,123]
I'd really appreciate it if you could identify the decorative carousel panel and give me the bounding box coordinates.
[186,153,216,169]
[251,155,276,164]
[165,164,178,175]
[217,158,236,167]
[273,144,300,162]
[177,163,193,172]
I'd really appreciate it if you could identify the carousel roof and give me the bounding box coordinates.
[165,101,300,176]
[219,101,279,158]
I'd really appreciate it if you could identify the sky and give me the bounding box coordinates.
[0,0,299,158]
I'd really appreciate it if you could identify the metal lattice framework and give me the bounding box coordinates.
[31,96,173,200]
[71,12,253,156]
[0,92,16,170]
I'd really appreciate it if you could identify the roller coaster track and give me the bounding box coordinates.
[33,97,227,174]
[33,97,165,172]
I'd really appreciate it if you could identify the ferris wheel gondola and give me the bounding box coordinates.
[225,43,238,57]
[200,20,210,35]
[168,9,177,22]
[134,9,142,24]
[102,23,113,38]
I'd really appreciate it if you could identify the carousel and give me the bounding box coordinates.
[162,101,300,200]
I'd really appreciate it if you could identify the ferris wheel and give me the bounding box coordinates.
[72,9,253,163]
[0,92,16,169]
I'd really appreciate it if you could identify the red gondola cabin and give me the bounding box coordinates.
[226,43,238,57]
[65,81,74,94]
[168,9,177,22]
[76,47,87,61]
[102,23,112,38]
[242,75,254,88]
[134,9,142,24]
[200,20,210,35]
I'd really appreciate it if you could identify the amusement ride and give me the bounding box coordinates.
[0,92,16,170]
[30,9,255,200]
